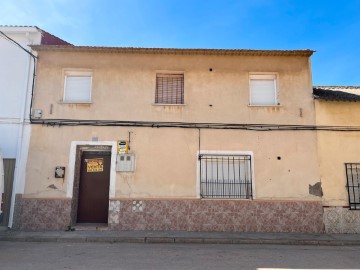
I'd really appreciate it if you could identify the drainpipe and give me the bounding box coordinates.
[8,34,34,228]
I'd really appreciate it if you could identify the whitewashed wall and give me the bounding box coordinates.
[0,27,41,226]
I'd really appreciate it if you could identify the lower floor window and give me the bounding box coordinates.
[199,154,253,199]
[345,163,360,210]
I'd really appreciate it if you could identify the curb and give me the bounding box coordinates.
[1,235,360,246]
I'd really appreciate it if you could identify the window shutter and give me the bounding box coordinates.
[155,73,184,104]
[250,75,277,105]
[64,75,92,102]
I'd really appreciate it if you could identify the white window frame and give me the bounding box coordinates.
[249,73,279,106]
[154,71,185,105]
[63,70,92,103]
[196,150,255,199]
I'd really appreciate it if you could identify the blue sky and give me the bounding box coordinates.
[1,0,359,85]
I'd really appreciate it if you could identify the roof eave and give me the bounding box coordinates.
[315,98,360,102]
[30,45,315,57]
[0,26,39,33]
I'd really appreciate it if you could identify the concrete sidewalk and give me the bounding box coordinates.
[1,228,360,246]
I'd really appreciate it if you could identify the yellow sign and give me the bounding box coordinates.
[87,158,104,173]
[117,140,129,154]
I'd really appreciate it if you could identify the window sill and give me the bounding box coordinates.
[200,198,252,200]
[59,101,92,104]
[152,103,186,106]
[248,104,282,107]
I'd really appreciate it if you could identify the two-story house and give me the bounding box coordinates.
[12,45,324,232]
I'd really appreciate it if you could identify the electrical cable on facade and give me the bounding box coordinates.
[30,118,360,131]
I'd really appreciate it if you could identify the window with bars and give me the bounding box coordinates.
[345,163,360,210]
[199,154,253,199]
[155,73,184,104]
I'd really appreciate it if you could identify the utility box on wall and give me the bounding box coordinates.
[116,154,135,172]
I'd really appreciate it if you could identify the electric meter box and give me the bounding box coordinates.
[116,154,135,172]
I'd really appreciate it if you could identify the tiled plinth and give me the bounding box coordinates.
[109,199,324,233]
[323,207,360,233]
[13,196,324,232]
[13,195,71,231]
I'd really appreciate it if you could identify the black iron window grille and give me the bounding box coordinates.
[199,154,253,199]
[345,163,360,210]
[155,73,184,104]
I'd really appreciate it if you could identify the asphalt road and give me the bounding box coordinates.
[0,242,359,270]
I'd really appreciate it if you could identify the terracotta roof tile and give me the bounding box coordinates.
[38,29,72,46]
[313,86,360,102]
[0,25,72,45]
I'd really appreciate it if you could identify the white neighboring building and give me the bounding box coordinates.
[0,149,3,222]
[0,26,71,227]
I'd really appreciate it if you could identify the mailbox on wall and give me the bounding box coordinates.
[117,140,129,154]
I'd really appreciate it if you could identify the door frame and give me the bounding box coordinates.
[67,141,117,199]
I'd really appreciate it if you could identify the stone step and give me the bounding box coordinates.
[74,223,109,231]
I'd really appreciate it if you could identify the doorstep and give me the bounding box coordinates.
[74,223,109,231]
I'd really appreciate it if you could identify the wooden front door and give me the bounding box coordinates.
[77,151,111,224]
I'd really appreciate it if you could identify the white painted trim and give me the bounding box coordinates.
[196,152,200,199]
[66,141,117,199]
[59,102,93,104]
[0,26,39,33]
[196,150,255,199]
[248,105,282,108]
[152,103,187,106]
[8,52,34,228]
[155,70,185,74]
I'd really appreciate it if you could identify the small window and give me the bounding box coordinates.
[249,74,278,106]
[345,163,360,210]
[155,73,184,104]
[199,154,253,199]
[63,71,92,103]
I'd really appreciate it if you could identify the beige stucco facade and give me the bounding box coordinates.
[315,101,360,206]
[25,126,320,200]
[315,98,360,233]
[25,49,319,199]
[33,50,315,124]
[14,47,327,232]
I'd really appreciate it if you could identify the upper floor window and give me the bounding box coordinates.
[249,74,278,106]
[63,71,92,103]
[155,73,184,104]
